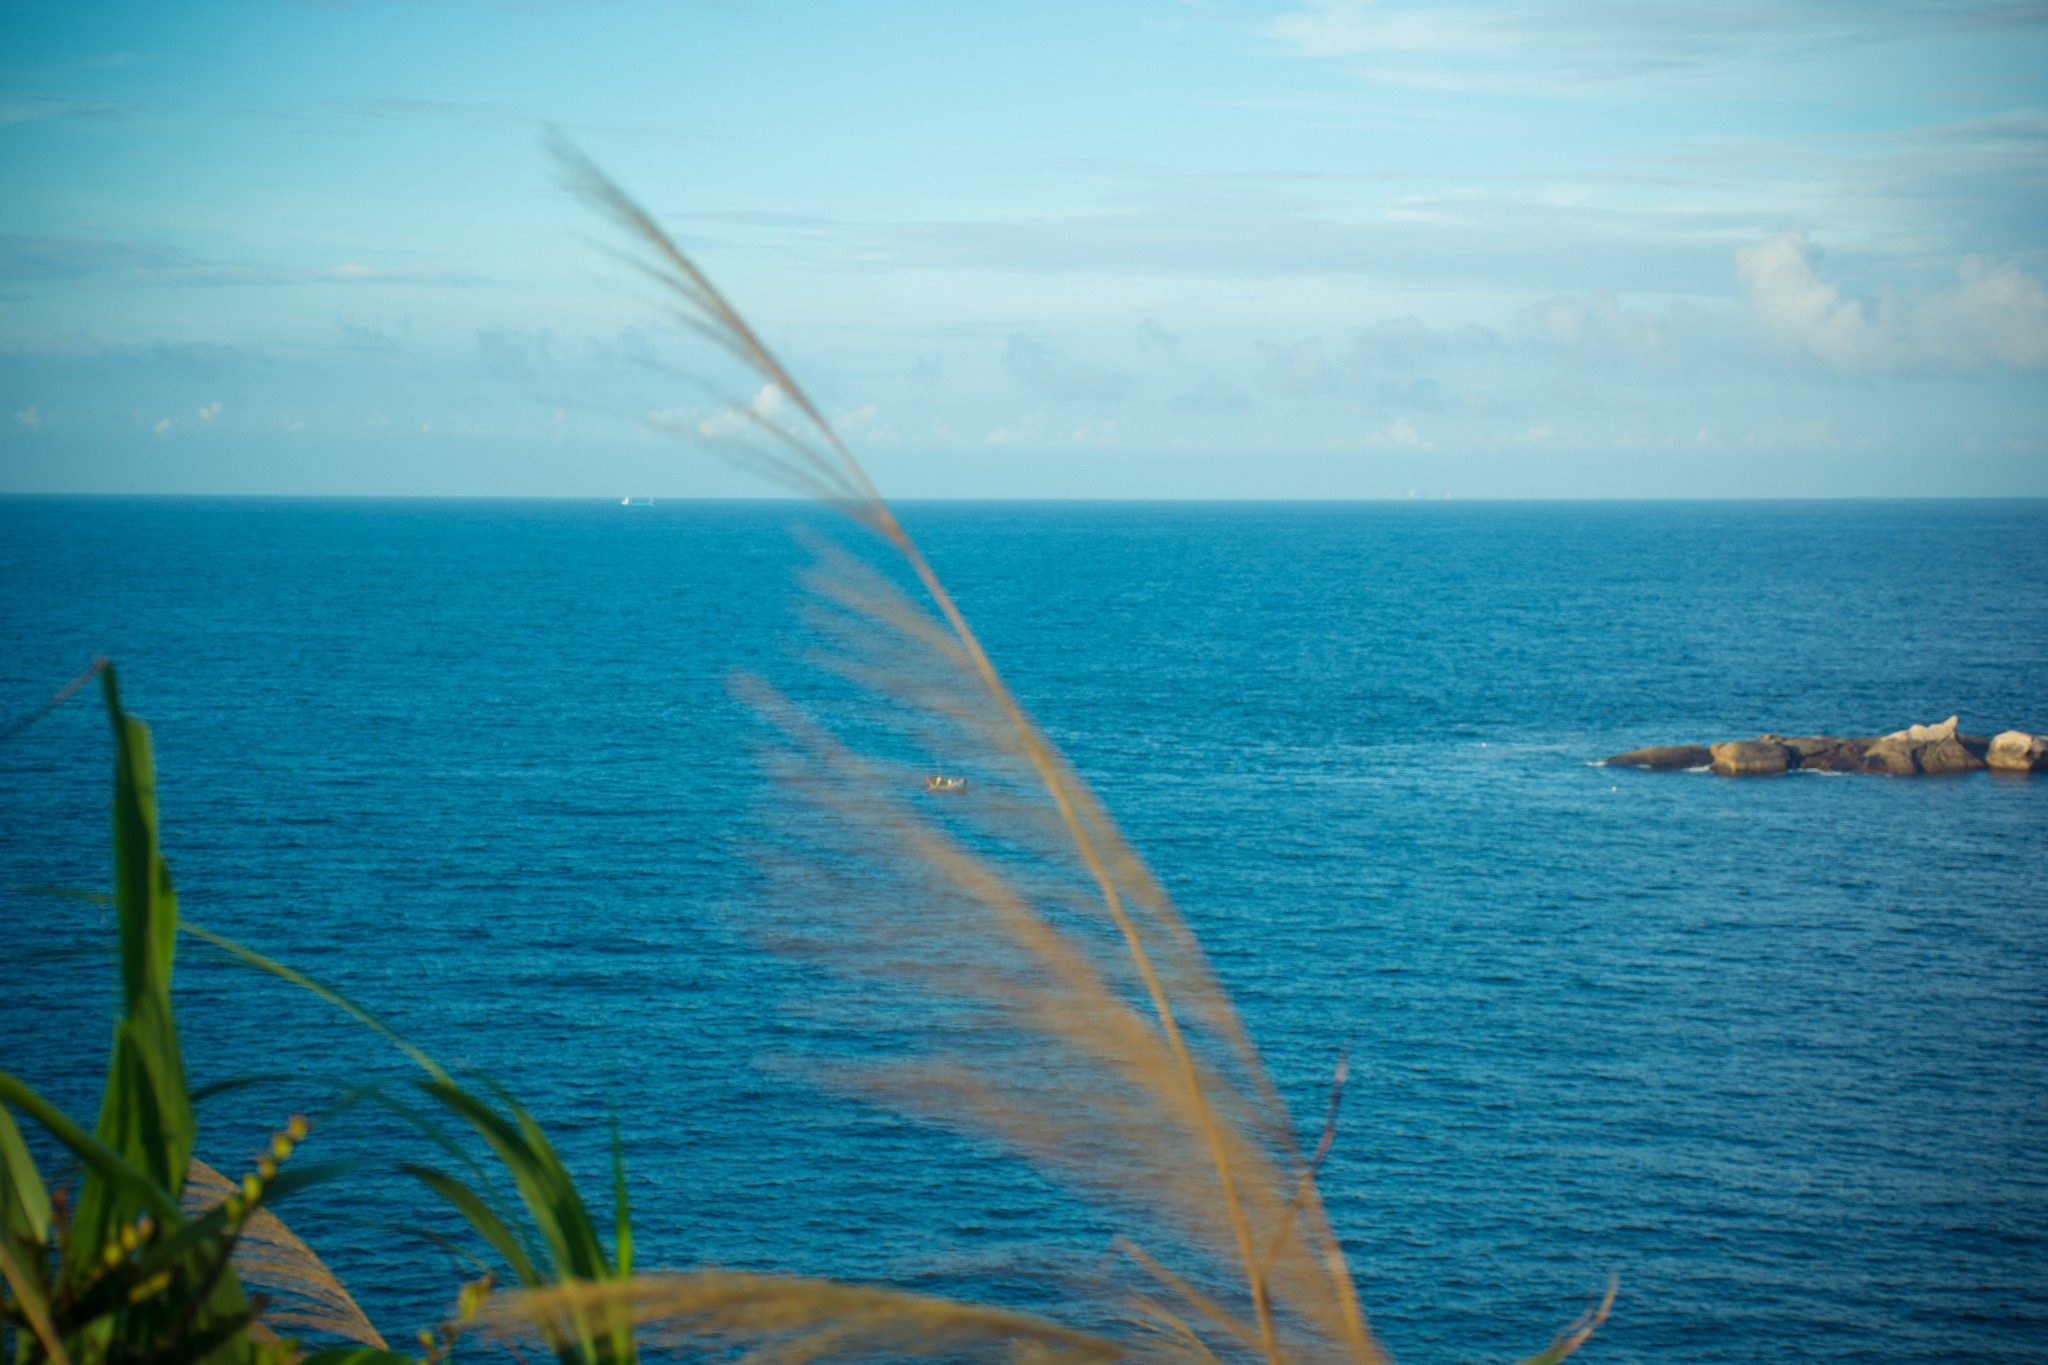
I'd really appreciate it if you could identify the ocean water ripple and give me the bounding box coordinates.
[2,496,2043,1363]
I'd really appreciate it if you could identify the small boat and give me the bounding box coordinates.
[923,774,968,794]
[620,495,654,507]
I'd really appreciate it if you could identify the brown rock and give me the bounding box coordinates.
[1916,736,1985,774]
[1609,723,2030,778]
[1784,736,1871,772]
[1880,715,1959,744]
[1988,730,2048,773]
[1711,739,1790,776]
[1861,738,1921,775]
[1861,717,1987,775]
[1603,744,1712,770]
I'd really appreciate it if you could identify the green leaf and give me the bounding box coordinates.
[53,665,256,1363]
[179,923,450,1086]
[396,1164,542,1289]
[68,666,198,1274]
[0,1098,52,1245]
[0,1072,181,1224]
[183,920,639,1354]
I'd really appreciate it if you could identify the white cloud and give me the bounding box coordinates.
[1736,234,1899,372]
[153,417,172,437]
[698,384,786,438]
[1737,233,2048,374]
[13,405,42,431]
[195,400,221,422]
[985,411,1047,446]
[834,403,897,445]
[1918,257,2048,370]
[1363,416,1430,449]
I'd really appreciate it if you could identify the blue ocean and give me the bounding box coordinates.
[2,496,2044,1363]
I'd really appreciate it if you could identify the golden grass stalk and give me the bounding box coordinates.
[559,139,1607,1365]
[744,684,1373,1362]
[473,1270,1124,1364]
[182,1158,388,1350]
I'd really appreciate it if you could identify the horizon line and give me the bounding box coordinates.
[4,491,2046,505]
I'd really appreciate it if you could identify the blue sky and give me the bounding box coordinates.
[3,0,2044,497]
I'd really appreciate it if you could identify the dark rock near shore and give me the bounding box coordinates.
[1602,744,1711,770]
[1602,716,2036,777]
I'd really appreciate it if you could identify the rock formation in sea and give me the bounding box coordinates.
[1602,717,2046,776]
[1989,729,2048,772]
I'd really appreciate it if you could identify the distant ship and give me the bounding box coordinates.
[620,495,654,506]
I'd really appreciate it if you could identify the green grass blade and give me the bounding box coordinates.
[0,1231,69,1365]
[172,947,532,1236]
[0,1075,180,1225]
[491,1083,615,1282]
[397,1164,543,1287]
[49,666,257,1362]
[180,922,451,1086]
[413,1081,627,1361]
[0,1099,53,1245]
[421,1083,607,1280]
[328,1215,493,1274]
[69,666,197,1276]
[181,915,637,1356]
